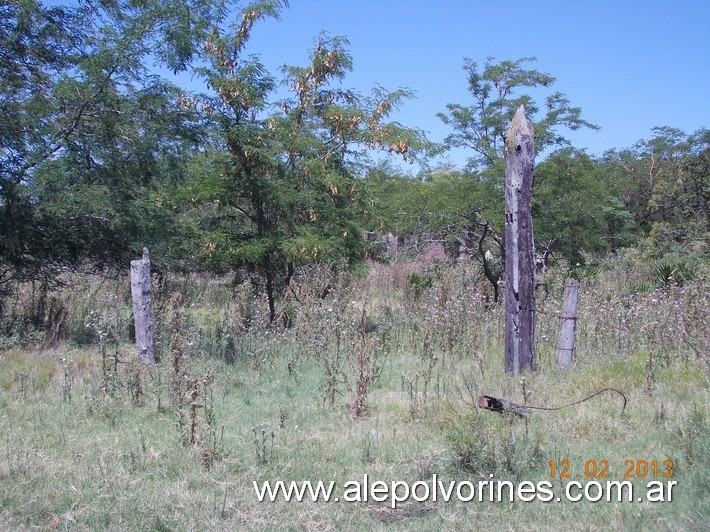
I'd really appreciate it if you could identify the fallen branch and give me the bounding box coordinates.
[479,387,627,417]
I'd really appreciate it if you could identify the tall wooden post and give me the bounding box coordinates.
[504,105,537,374]
[556,277,579,368]
[130,248,155,364]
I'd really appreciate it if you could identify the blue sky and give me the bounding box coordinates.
[230,0,709,169]
[45,0,710,169]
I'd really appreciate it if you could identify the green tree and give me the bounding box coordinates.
[187,1,422,322]
[431,57,599,293]
[1,0,80,288]
[0,0,223,296]
[438,57,598,175]
[534,149,635,264]
[647,133,709,256]
[33,81,204,268]
[609,127,709,256]
[274,34,420,267]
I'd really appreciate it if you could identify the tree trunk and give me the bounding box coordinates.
[265,258,276,324]
[504,105,537,374]
[478,223,500,303]
[130,248,155,364]
[556,277,579,368]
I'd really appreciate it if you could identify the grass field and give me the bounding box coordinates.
[1,256,707,530]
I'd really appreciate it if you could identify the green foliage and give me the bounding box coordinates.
[183,6,423,320]
[534,149,636,264]
[445,403,544,478]
[606,127,709,256]
[0,0,81,286]
[1,2,705,334]
[653,261,697,289]
[676,405,708,468]
[438,57,599,173]
[0,0,224,292]
[648,145,710,255]
[370,57,604,283]
[408,272,435,293]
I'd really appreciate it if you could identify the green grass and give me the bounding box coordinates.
[0,258,708,530]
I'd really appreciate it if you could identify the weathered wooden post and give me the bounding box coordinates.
[504,105,537,374]
[130,247,155,364]
[556,277,579,368]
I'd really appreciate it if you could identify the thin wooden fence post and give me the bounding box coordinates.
[130,248,155,364]
[504,105,537,374]
[556,277,579,368]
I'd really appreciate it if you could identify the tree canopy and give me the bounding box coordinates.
[1,1,706,318]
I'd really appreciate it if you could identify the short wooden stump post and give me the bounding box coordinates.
[130,248,155,364]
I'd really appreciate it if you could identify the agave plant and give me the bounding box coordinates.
[654,261,697,289]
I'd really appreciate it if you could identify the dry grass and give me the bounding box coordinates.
[0,256,708,530]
